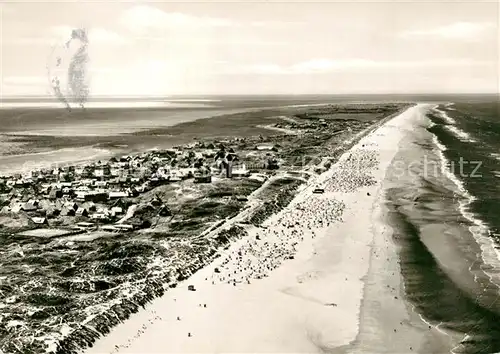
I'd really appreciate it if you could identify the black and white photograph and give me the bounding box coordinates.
[0,1,499,353]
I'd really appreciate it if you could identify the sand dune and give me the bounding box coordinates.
[85,104,442,354]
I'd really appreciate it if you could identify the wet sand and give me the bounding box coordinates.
[0,146,114,176]
[84,104,449,354]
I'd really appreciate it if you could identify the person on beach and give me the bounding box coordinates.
[212,149,373,285]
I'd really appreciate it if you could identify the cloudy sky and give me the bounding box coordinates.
[0,0,498,96]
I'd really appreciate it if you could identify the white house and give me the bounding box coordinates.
[80,179,93,186]
[256,144,274,151]
[77,221,95,229]
[11,203,23,213]
[109,191,128,199]
[111,206,124,216]
[75,166,85,176]
[31,217,48,225]
[168,170,183,182]
[91,212,109,220]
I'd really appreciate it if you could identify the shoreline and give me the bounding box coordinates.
[381,103,500,353]
[0,106,296,177]
[349,158,453,354]
[0,102,413,354]
[337,103,453,354]
[0,102,408,177]
[84,104,439,354]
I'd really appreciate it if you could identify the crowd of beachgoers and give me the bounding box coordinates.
[97,143,384,354]
[208,148,379,287]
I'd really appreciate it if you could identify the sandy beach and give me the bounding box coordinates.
[82,104,448,354]
[2,1,498,352]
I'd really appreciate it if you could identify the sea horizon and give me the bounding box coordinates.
[2,0,499,352]
[1,96,500,354]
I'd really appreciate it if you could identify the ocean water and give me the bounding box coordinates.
[0,95,387,353]
[0,96,354,175]
[2,95,500,353]
[383,99,500,353]
[0,94,429,175]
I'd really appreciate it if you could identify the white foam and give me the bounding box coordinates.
[431,135,470,198]
[428,113,500,298]
[436,108,456,125]
[415,111,500,351]
[491,153,500,163]
[432,107,475,143]
[432,134,448,152]
[460,199,500,286]
[445,125,476,143]
[444,102,457,111]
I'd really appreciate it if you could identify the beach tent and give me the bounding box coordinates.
[232,164,250,178]
[38,199,54,211]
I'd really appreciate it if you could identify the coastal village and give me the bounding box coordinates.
[0,137,281,237]
[0,103,406,354]
[0,104,399,239]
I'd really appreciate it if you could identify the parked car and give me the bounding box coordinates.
[313,187,325,194]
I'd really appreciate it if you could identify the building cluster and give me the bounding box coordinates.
[0,139,281,232]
